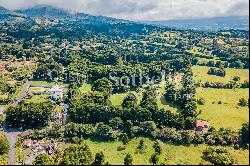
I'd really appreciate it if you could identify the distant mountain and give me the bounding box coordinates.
[0,6,11,15]
[145,16,249,31]
[14,5,70,18]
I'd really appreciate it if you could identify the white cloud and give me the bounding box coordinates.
[0,0,248,21]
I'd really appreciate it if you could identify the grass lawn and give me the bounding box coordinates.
[157,96,179,113]
[30,81,64,87]
[110,93,128,106]
[24,94,49,103]
[79,82,92,93]
[61,137,249,165]
[192,66,249,83]
[54,105,64,113]
[0,94,8,99]
[196,88,249,130]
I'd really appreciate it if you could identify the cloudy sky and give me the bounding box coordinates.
[0,0,249,21]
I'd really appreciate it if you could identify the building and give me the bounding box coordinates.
[48,85,64,100]
[195,120,210,133]
[23,139,32,148]
[0,66,6,71]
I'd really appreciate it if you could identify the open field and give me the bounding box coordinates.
[196,87,249,130]
[110,93,128,106]
[79,82,92,93]
[30,81,64,87]
[24,94,49,104]
[192,66,249,83]
[58,137,249,165]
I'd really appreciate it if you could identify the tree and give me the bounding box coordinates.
[32,153,54,165]
[232,76,241,82]
[0,132,9,155]
[238,98,248,107]
[153,141,162,154]
[122,93,137,108]
[150,153,159,165]
[124,154,133,165]
[93,151,105,165]
[240,123,249,144]
[92,78,113,96]
[120,133,129,145]
[203,147,237,165]
[59,143,93,165]
[5,102,54,128]
[139,121,157,136]
[136,139,147,154]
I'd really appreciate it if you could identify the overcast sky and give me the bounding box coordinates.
[0,0,249,21]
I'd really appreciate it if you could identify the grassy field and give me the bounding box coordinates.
[79,82,92,93]
[196,88,249,130]
[30,81,64,87]
[59,137,249,165]
[24,94,49,103]
[110,93,128,106]
[192,66,249,83]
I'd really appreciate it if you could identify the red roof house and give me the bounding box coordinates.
[195,120,210,133]
[23,139,32,148]
[0,66,6,71]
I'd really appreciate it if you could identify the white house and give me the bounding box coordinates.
[48,85,64,100]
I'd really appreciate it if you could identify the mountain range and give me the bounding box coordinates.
[0,5,249,32]
[145,16,249,32]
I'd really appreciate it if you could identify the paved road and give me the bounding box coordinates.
[12,81,30,107]
[3,81,30,165]
[4,131,20,165]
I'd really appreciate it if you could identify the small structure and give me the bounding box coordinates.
[195,120,210,133]
[0,107,5,115]
[0,66,6,71]
[23,139,32,148]
[48,85,64,100]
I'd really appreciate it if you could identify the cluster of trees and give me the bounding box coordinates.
[0,80,16,95]
[207,67,226,77]
[201,80,249,89]
[5,102,54,128]
[165,69,198,128]
[0,132,9,156]
[203,147,237,165]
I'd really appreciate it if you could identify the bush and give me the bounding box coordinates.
[232,76,241,82]
[240,123,249,144]
[203,147,237,165]
[0,132,9,155]
[238,98,248,107]
[32,153,54,165]
[138,121,157,137]
[197,98,205,105]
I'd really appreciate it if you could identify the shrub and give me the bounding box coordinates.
[139,121,157,137]
[124,153,133,165]
[197,97,205,105]
[32,153,54,165]
[232,76,241,82]
[203,147,237,165]
[238,98,248,107]
[240,123,249,144]
[0,132,9,155]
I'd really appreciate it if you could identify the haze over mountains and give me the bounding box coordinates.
[145,16,249,32]
[0,5,249,32]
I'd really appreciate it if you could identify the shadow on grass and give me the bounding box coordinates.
[160,96,180,111]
